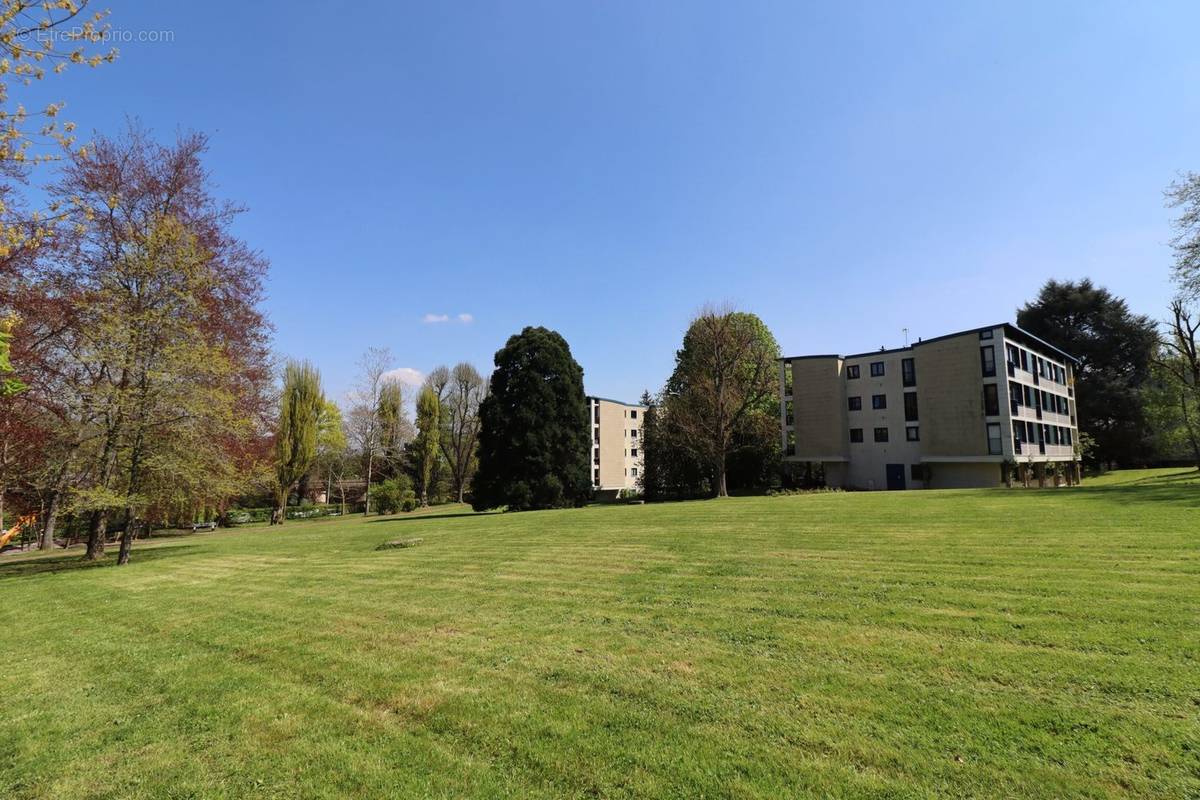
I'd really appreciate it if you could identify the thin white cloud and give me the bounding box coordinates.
[457,312,474,324]
[382,367,424,387]
[422,313,450,324]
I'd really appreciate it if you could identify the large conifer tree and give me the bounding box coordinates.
[472,327,589,511]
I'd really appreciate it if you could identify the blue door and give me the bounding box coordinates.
[885,464,906,490]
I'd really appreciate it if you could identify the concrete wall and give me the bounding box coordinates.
[915,333,988,458]
[790,357,848,459]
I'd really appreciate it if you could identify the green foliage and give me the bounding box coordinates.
[274,361,324,511]
[0,319,25,397]
[413,386,441,505]
[1017,279,1159,467]
[650,309,781,498]
[372,476,416,515]
[472,327,590,511]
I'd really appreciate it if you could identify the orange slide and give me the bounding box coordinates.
[0,514,36,549]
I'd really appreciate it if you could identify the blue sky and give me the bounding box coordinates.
[34,1,1200,402]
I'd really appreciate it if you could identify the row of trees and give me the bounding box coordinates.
[267,350,490,523]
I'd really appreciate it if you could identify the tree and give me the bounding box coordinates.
[438,362,486,503]
[313,399,346,503]
[3,126,273,561]
[344,347,406,515]
[1167,173,1200,299]
[412,387,440,506]
[1150,299,1200,469]
[472,327,590,511]
[662,307,780,497]
[1017,280,1159,468]
[273,361,323,524]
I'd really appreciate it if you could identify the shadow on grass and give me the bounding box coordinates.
[1067,470,1199,507]
[368,511,499,524]
[0,543,201,581]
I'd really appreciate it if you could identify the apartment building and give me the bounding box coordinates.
[588,396,646,495]
[780,323,1081,490]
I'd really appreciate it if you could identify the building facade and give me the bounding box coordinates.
[588,396,646,495]
[780,323,1081,490]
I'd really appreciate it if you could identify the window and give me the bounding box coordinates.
[846,364,860,379]
[1006,344,1020,366]
[594,406,600,423]
[1020,348,1029,371]
[1023,385,1033,406]
[1010,384,1022,408]
[904,391,918,422]
[979,329,994,340]
[594,468,600,484]
[983,384,1000,416]
[630,410,637,420]
[594,429,600,444]
[902,357,916,387]
[786,430,796,456]
[874,427,889,443]
[872,394,887,410]
[631,467,638,477]
[870,361,885,377]
[986,422,1002,455]
[630,429,638,439]
[848,396,862,411]
[849,428,864,443]
[1065,428,1073,446]
[910,464,924,481]
[630,448,638,458]
[981,345,996,377]
[783,361,793,395]
[785,399,794,425]
[905,425,919,441]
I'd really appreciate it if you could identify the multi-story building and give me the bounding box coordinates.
[780,323,1081,490]
[588,396,646,495]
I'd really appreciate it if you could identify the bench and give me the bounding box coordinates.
[191,521,217,532]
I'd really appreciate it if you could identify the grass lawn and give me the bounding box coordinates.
[1,469,1197,799]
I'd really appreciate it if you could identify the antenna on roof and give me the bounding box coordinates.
[903,327,909,347]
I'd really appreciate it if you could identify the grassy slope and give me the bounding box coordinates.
[0,471,1196,799]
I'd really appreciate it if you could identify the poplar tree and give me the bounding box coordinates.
[413,387,441,506]
[274,361,323,524]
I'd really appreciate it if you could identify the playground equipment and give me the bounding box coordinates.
[0,514,36,549]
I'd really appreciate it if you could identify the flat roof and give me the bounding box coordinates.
[780,322,1079,364]
[586,395,646,408]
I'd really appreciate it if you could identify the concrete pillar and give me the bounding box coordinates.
[1074,462,1083,485]
[1020,464,1030,488]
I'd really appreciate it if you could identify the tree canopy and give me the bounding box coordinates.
[472,327,589,511]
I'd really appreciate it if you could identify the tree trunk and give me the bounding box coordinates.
[117,520,135,565]
[363,453,373,515]
[41,489,60,550]
[716,458,728,498]
[85,510,108,560]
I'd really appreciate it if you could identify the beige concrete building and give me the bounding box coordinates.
[588,396,646,494]
[781,323,1081,490]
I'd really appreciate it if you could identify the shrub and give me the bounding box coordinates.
[373,476,416,515]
